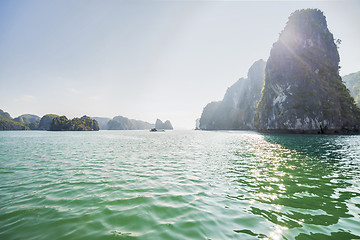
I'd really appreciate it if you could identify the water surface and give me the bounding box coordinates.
[0,130,359,239]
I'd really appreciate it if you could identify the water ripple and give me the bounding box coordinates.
[0,130,360,239]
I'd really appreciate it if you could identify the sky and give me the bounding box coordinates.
[0,0,359,129]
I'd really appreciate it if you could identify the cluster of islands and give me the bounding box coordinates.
[0,111,173,132]
[1,9,360,134]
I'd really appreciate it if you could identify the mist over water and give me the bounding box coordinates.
[1,130,359,239]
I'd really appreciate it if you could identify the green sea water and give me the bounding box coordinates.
[0,130,359,239]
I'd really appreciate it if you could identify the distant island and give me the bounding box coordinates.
[155,119,173,130]
[105,116,154,130]
[91,116,173,130]
[200,9,360,134]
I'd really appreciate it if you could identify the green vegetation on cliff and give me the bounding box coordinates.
[343,71,360,107]
[50,115,99,131]
[0,116,29,130]
[0,109,30,130]
[13,114,40,130]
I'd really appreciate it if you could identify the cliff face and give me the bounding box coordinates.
[39,114,59,130]
[195,118,200,130]
[199,59,266,130]
[255,9,360,134]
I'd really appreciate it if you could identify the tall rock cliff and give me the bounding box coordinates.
[199,59,266,130]
[255,9,360,134]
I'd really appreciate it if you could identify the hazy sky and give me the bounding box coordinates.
[1,0,359,129]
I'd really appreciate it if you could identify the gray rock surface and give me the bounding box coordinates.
[199,59,266,130]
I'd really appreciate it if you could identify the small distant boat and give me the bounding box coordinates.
[150,128,165,132]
